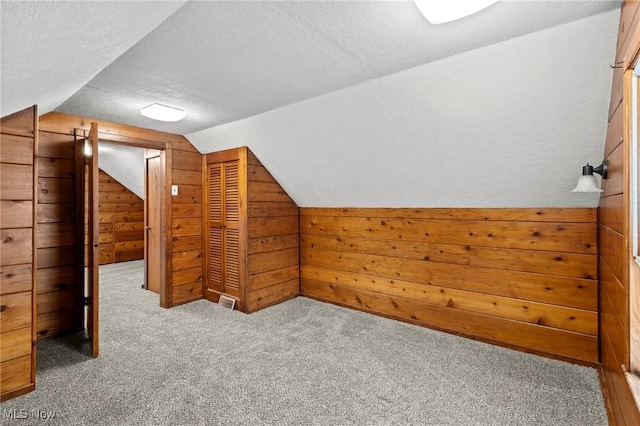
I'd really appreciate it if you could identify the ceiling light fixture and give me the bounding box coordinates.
[140,103,186,122]
[571,162,608,193]
[414,0,500,24]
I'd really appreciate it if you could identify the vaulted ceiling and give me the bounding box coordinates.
[1,1,622,208]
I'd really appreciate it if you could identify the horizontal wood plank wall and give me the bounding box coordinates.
[246,150,299,312]
[300,208,598,364]
[36,131,82,341]
[599,2,640,425]
[171,148,204,305]
[39,112,204,308]
[1,106,37,401]
[85,170,144,265]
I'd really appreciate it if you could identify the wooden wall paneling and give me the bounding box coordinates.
[203,147,299,313]
[1,106,36,402]
[606,105,625,158]
[245,149,299,313]
[300,208,598,364]
[38,113,203,311]
[2,201,33,228]
[170,144,204,306]
[300,233,596,279]
[600,194,624,234]
[300,215,596,254]
[1,164,33,200]
[1,264,32,295]
[31,131,83,342]
[301,207,597,222]
[599,6,640,420]
[602,144,625,196]
[83,170,144,266]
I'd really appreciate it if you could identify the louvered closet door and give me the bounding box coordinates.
[223,161,241,299]
[207,161,241,299]
[208,164,223,293]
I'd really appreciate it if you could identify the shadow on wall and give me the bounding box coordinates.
[98,142,145,199]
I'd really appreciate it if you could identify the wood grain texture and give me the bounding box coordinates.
[39,112,197,152]
[39,112,204,308]
[35,130,81,343]
[0,134,33,165]
[1,164,33,201]
[0,106,36,402]
[602,143,624,196]
[1,201,33,228]
[300,215,596,254]
[300,208,598,363]
[204,147,299,313]
[85,170,144,265]
[0,264,32,296]
[596,6,640,422]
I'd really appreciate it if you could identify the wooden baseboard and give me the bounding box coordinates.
[0,383,35,402]
[599,364,617,426]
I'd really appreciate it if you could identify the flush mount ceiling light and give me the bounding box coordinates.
[414,0,500,24]
[140,103,186,122]
[571,162,608,193]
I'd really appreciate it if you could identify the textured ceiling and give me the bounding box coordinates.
[188,9,619,208]
[45,0,620,135]
[0,1,185,117]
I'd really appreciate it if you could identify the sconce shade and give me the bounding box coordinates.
[571,175,603,193]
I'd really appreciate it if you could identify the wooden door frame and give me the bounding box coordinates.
[80,135,172,308]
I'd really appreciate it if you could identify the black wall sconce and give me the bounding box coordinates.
[571,161,608,192]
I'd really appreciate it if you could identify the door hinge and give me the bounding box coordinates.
[83,297,90,306]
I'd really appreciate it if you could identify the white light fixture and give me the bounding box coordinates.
[140,103,186,122]
[571,162,608,193]
[84,144,92,157]
[414,0,500,24]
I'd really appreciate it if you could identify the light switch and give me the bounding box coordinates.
[171,185,179,196]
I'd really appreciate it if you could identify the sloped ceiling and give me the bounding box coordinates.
[188,9,619,208]
[0,1,622,208]
[0,1,185,117]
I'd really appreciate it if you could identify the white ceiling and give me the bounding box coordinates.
[1,0,618,134]
[0,1,186,118]
[0,1,622,208]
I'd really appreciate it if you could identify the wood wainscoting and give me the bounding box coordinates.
[1,106,37,401]
[300,208,598,364]
[36,130,83,340]
[203,147,299,313]
[85,170,144,266]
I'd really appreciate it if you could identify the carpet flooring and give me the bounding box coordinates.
[1,260,607,425]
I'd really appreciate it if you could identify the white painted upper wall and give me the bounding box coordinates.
[188,10,619,208]
[98,143,145,199]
